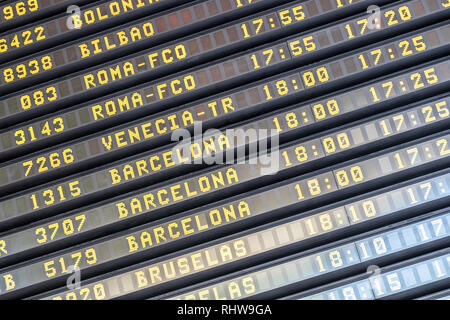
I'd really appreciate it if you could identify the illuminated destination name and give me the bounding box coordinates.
[133,239,247,286]
[181,277,256,300]
[90,74,196,118]
[99,96,235,150]
[126,201,251,251]
[108,134,230,184]
[78,22,155,58]
[84,62,135,89]
[71,0,161,27]
[84,44,188,89]
[115,167,240,218]
[92,92,144,120]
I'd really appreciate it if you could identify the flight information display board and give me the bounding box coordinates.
[0,100,449,298]
[19,132,450,299]
[0,0,449,301]
[0,92,448,269]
